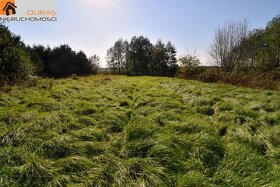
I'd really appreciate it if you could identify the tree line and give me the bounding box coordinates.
[106,36,178,77]
[0,24,100,85]
[209,15,280,73]
[1,14,280,88]
[26,45,100,77]
[178,14,280,89]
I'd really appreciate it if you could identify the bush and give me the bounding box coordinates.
[197,70,219,83]
[0,47,33,85]
[0,25,34,85]
[179,54,203,79]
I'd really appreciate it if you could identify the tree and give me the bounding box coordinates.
[106,37,178,77]
[47,44,74,77]
[179,53,200,77]
[237,29,266,71]
[150,40,178,77]
[106,39,128,74]
[151,40,168,76]
[89,54,100,74]
[165,41,178,77]
[34,44,94,77]
[26,45,44,74]
[179,54,200,67]
[126,36,153,76]
[106,47,117,74]
[234,15,280,72]
[265,14,280,70]
[209,20,249,71]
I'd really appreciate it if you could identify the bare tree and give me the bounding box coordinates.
[209,19,249,71]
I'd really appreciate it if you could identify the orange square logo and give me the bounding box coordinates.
[0,0,17,16]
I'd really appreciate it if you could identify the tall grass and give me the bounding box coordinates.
[0,75,279,186]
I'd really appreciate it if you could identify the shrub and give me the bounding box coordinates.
[0,25,34,85]
[0,47,33,85]
[179,54,201,78]
[197,69,219,83]
[71,74,79,80]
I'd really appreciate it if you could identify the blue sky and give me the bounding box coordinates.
[5,0,280,66]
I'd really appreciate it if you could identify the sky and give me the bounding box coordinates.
[5,0,280,67]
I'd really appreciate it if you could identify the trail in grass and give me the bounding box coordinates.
[0,76,280,186]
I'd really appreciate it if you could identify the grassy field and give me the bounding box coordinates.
[0,75,280,186]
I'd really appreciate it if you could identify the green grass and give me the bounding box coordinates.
[0,75,280,186]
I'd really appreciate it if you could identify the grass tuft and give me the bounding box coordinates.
[18,161,53,187]
[57,156,92,175]
[0,148,25,167]
[196,106,215,116]
[39,137,71,159]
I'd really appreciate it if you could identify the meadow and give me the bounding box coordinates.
[0,75,280,186]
